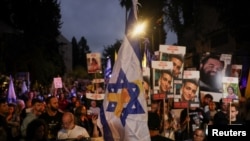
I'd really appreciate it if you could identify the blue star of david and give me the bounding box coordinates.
[106,69,145,126]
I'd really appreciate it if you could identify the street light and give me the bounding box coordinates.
[133,21,147,36]
[132,21,151,68]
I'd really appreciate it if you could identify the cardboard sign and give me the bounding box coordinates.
[54,77,62,88]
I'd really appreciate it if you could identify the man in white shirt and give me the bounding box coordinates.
[57,112,90,140]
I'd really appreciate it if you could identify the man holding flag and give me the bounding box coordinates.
[100,0,150,140]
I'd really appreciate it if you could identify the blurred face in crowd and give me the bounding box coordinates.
[71,97,77,103]
[16,99,25,113]
[48,97,59,111]
[35,125,46,140]
[59,93,65,99]
[28,91,34,98]
[91,100,97,108]
[181,81,198,101]
[62,112,74,130]
[193,129,205,141]
[80,106,87,115]
[0,102,9,116]
[171,57,183,77]
[159,72,172,93]
[208,102,216,111]
[40,102,46,113]
[8,105,15,114]
[221,102,228,112]
[26,100,32,108]
[203,96,212,106]
[143,80,150,100]
[150,102,159,113]
[228,105,238,121]
[33,102,44,116]
[74,100,81,108]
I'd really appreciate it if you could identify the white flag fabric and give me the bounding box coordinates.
[100,0,150,140]
[7,75,17,103]
[21,81,28,94]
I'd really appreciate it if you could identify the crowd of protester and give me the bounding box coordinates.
[1,79,250,141]
[148,93,250,141]
[0,81,103,141]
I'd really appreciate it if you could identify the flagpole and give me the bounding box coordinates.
[229,102,231,125]
[187,101,190,137]
[162,98,165,135]
[95,72,98,95]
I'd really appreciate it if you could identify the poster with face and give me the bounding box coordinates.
[182,71,200,102]
[92,78,105,94]
[222,77,239,103]
[151,61,173,99]
[199,52,232,102]
[86,53,102,73]
[230,64,242,80]
[173,70,200,109]
[159,45,186,79]
[86,78,105,104]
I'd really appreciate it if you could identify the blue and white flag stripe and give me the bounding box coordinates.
[105,57,112,79]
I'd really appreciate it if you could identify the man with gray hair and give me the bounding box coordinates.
[57,112,90,140]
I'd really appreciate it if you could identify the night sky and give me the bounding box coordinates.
[59,0,177,53]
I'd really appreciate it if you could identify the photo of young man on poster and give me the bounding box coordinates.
[159,45,186,79]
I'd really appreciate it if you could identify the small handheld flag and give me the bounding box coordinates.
[7,75,17,103]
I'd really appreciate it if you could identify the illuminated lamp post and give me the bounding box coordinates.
[133,21,151,68]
